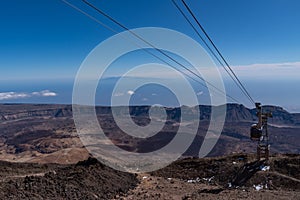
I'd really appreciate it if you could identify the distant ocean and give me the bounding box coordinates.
[0,78,299,113]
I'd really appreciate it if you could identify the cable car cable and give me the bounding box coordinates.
[180,0,256,105]
[61,0,241,103]
[81,0,242,102]
[171,0,253,105]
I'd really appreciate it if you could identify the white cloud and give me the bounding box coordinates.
[196,91,204,96]
[32,90,57,97]
[127,90,135,95]
[41,91,57,97]
[113,92,124,97]
[0,90,57,101]
[0,92,30,100]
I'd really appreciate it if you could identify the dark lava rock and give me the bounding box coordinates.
[0,157,138,200]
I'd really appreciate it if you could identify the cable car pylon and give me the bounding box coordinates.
[250,103,272,161]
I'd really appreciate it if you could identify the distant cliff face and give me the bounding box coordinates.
[0,104,72,121]
[224,104,255,122]
[0,107,73,121]
[0,103,299,126]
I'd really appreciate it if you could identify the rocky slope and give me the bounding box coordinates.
[0,154,298,200]
[143,154,300,200]
[0,157,138,200]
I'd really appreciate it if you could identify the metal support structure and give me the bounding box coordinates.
[254,103,272,161]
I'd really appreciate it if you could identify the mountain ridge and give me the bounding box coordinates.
[1,103,299,126]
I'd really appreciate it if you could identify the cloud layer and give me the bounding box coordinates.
[0,90,57,100]
[104,61,300,80]
[228,62,300,79]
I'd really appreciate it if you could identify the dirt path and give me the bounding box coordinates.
[269,171,300,183]
[114,171,300,200]
[114,174,222,200]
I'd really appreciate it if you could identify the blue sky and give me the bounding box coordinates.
[0,0,300,111]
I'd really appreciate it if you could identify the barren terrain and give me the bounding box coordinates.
[0,154,298,199]
[0,104,299,199]
[0,104,299,164]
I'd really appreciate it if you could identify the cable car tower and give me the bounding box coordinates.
[250,103,272,161]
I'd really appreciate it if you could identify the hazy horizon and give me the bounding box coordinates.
[0,76,299,113]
